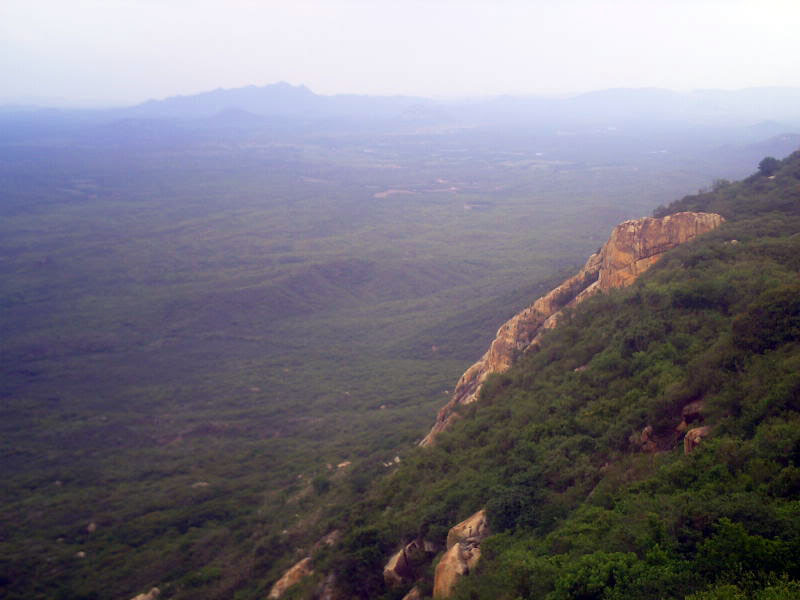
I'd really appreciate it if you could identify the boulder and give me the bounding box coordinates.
[684,426,711,454]
[433,542,481,598]
[420,212,724,446]
[446,509,490,550]
[447,508,489,550]
[384,539,438,587]
[430,509,491,598]
[268,557,313,599]
[639,425,657,453]
[384,547,414,587]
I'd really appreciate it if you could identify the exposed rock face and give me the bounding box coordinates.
[384,539,438,586]
[420,211,724,446]
[433,542,482,598]
[684,426,711,454]
[446,509,489,550]
[433,510,491,598]
[268,557,313,599]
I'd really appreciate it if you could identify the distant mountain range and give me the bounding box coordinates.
[106,83,800,127]
[118,82,436,121]
[2,83,799,156]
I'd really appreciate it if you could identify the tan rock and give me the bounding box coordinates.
[446,509,490,550]
[384,539,438,587]
[428,510,491,598]
[433,542,482,598]
[684,426,711,454]
[638,425,658,453]
[384,547,414,587]
[420,211,724,446]
[130,588,160,600]
[268,557,313,599]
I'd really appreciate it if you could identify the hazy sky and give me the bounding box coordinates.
[2,0,800,106]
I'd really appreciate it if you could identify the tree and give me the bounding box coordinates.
[712,179,731,191]
[759,157,780,177]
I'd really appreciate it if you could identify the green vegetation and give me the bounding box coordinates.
[2,105,797,599]
[1,115,742,599]
[304,150,800,599]
[759,157,781,177]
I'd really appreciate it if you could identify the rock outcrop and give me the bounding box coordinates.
[433,542,481,598]
[432,510,491,598]
[637,425,657,453]
[420,211,724,446]
[684,426,711,454]
[445,509,489,550]
[384,539,438,587]
[268,557,313,599]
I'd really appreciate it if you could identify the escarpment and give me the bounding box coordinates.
[420,211,724,446]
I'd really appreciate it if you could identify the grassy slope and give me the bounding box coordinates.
[316,151,800,600]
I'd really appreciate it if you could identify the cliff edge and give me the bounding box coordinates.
[420,211,724,447]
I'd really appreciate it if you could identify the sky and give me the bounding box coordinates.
[2,0,800,107]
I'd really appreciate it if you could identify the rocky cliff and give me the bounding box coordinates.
[433,510,490,598]
[420,211,724,446]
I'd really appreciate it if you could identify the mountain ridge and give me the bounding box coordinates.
[94,84,800,126]
[420,211,725,447]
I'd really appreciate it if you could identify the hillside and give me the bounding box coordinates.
[270,150,800,600]
[420,211,726,447]
[2,97,728,600]
[2,95,799,600]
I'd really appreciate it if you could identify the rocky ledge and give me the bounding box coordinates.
[420,211,724,446]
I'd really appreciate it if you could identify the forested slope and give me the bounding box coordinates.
[311,150,800,600]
